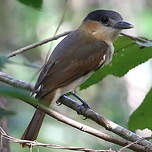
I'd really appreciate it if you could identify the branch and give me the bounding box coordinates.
[0,127,115,152]
[44,0,68,63]
[0,72,34,91]
[0,93,145,152]
[7,31,71,58]
[7,31,149,58]
[120,33,148,43]
[0,72,149,151]
[59,97,152,149]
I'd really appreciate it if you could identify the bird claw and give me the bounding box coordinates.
[77,101,91,118]
[56,100,62,106]
[69,91,91,118]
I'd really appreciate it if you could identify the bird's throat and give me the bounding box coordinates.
[80,20,120,43]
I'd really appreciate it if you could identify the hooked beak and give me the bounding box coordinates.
[114,21,133,29]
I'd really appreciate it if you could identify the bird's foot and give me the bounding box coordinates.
[77,101,91,119]
[56,99,62,106]
[69,92,91,118]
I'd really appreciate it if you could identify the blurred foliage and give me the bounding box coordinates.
[17,0,43,9]
[0,56,39,71]
[0,56,12,70]
[81,37,152,89]
[137,10,152,39]
[0,109,15,119]
[128,88,152,131]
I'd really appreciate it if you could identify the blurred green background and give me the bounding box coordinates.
[0,0,152,151]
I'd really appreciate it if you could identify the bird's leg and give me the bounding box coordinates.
[70,92,91,116]
[56,92,91,117]
[70,92,91,108]
[56,100,62,106]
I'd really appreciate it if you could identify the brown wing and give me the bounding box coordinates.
[34,29,109,99]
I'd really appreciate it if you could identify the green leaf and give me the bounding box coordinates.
[17,0,43,9]
[80,36,152,89]
[0,109,15,119]
[128,88,152,131]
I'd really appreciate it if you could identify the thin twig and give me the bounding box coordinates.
[45,0,68,63]
[118,136,152,152]
[54,1,68,35]
[7,30,149,59]
[0,72,34,91]
[0,126,116,152]
[30,145,33,152]
[0,72,149,151]
[118,139,144,152]
[7,31,71,58]
[120,33,148,43]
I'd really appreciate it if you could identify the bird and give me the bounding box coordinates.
[21,10,133,145]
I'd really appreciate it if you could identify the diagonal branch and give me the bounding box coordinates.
[0,71,150,151]
[0,72,34,91]
[45,0,69,63]
[7,31,71,58]
[0,89,145,152]
[7,30,149,58]
[59,97,152,149]
[120,33,148,43]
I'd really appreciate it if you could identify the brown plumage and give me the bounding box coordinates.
[21,29,109,146]
[21,10,133,146]
[21,92,55,147]
[34,29,109,98]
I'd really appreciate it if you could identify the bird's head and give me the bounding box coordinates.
[81,10,133,42]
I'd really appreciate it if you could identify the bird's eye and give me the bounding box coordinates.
[100,16,109,24]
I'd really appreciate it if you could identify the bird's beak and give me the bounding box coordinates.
[114,21,133,29]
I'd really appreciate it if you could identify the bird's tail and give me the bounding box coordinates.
[21,91,55,147]
[21,109,45,147]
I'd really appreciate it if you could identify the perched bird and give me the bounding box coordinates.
[21,10,133,145]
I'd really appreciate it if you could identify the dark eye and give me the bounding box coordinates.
[100,16,109,24]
